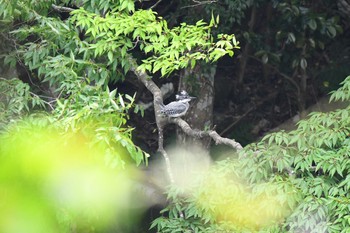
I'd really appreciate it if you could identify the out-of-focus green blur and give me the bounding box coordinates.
[152,146,298,231]
[0,125,141,233]
[196,174,296,230]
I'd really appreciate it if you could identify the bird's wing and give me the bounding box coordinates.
[164,102,186,110]
[161,102,187,115]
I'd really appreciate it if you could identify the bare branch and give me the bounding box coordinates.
[29,92,55,111]
[126,53,175,183]
[51,4,74,13]
[157,128,175,183]
[149,0,163,9]
[126,54,163,107]
[181,0,217,9]
[169,118,243,151]
[220,106,255,136]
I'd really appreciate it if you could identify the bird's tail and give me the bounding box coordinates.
[158,103,166,114]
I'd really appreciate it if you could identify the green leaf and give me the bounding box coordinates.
[300,58,307,70]
[262,54,268,64]
[118,94,125,108]
[307,19,317,30]
[326,26,336,38]
[107,51,113,62]
[287,33,296,43]
[190,59,196,69]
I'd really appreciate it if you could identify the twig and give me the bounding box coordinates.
[128,36,140,51]
[149,0,163,9]
[29,92,55,110]
[181,0,217,9]
[219,106,255,136]
[51,4,75,13]
[2,33,47,94]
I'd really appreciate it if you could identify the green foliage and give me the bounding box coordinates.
[1,0,349,232]
[52,85,149,167]
[240,77,350,232]
[152,160,300,232]
[203,0,256,28]
[330,75,350,102]
[0,0,54,21]
[70,9,239,77]
[153,75,350,232]
[1,0,239,91]
[247,1,343,76]
[0,0,238,168]
[0,78,46,129]
[264,1,342,69]
[188,0,346,113]
[0,125,142,233]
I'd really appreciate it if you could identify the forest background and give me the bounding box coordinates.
[1,0,350,232]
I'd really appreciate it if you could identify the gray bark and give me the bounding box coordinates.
[177,64,216,150]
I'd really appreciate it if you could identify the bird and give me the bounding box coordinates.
[159,90,196,118]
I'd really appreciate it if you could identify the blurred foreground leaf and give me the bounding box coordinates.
[0,124,142,233]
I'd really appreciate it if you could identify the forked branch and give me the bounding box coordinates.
[126,53,175,183]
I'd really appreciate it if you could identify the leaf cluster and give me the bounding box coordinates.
[70,9,239,77]
[252,1,343,72]
[53,85,149,167]
[0,78,46,130]
[236,78,350,232]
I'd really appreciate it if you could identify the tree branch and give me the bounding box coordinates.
[126,53,175,183]
[181,0,217,9]
[149,0,163,9]
[219,106,255,136]
[169,118,243,151]
[51,4,75,12]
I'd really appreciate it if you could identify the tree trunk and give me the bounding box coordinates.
[236,5,257,86]
[176,63,216,151]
